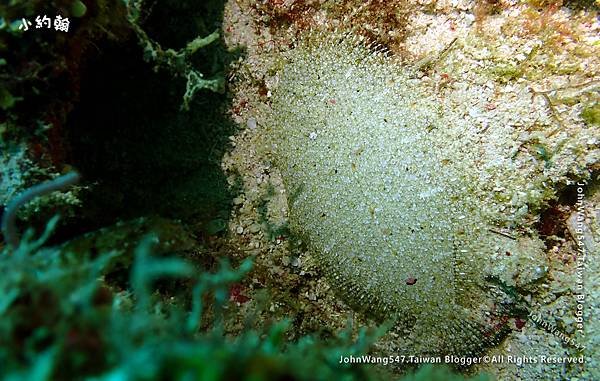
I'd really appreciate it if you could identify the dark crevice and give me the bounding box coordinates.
[536,171,599,243]
[56,0,236,239]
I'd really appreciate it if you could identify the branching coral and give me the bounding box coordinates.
[126,2,225,110]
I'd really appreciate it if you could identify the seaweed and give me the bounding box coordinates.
[0,216,378,380]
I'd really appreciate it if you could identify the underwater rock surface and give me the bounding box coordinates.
[266,34,546,356]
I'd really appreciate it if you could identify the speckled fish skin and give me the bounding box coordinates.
[265,33,543,356]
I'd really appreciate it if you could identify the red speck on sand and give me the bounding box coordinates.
[229,284,251,304]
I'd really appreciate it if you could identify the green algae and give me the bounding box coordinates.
[581,103,600,126]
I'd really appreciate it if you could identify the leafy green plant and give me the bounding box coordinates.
[0,216,393,381]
